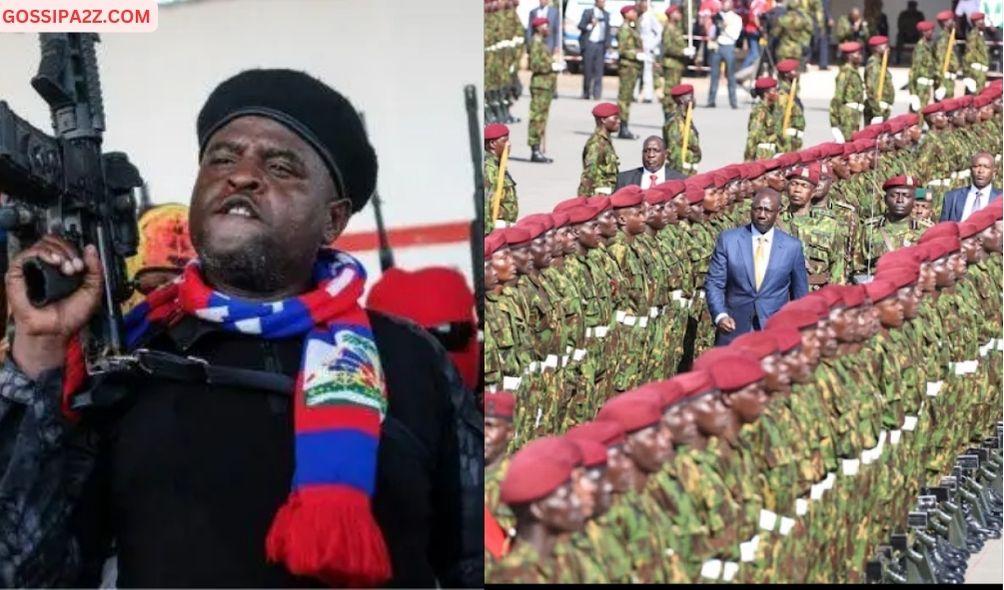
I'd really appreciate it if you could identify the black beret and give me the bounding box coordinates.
[196,69,377,213]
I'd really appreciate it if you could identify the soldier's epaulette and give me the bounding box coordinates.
[914,218,934,229]
[831,200,856,213]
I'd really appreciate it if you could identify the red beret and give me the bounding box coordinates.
[686,173,716,189]
[670,83,695,97]
[519,220,550,241]
[839,41,863,53]
[901,113,920,125]
[926,236,962,259]
[554,196,590,212]
[784,296,829,319]
[973,94,991,108]
[755,77,778,90]
[610,185,645,208]
[484,123,510,140]
[882,175,920,190]
[499,454,574,504]
[968,206,1000,230]
[936,9,953,21]
[704,352,766,391]
[718,165,743,180]
[655,179,687,196]
[485,231,506,258]
[550,211,571,228]
[644,187,670,205]
[796,148,818,164]
[522,435,583,467]
[916,20,935,32]
[518,213,555,232]
[777,152,801,168]
[765,309,819,330]
[877,247,923,269]
[811,285,845,307]
[768,327,803,352]
[620,5,637,15]
[592,102,620,118]
[864,278,898,302]
[654,379,686,407]
[744,162,767,178]
[670,369,715,396]
[877,266,919,288]
[565,205,600,224]
[531,16,549,28]
[732,331,780,358]
[956,95,974,108]
[666,4,681,16]
[986,84,1003,99]
[567,438,608,467]
[485,391,516,418]
[693,347,752,371]
[776,58,800,73]
[786,165,820,185]
[958,220,981,239]
[853,138,876,152]
[941,98,962,112]
[868,35,889,47]
[684,186,705,204]
[598,395,663,433]
[503,226,532,246]
[839,284,868,307]
[971,12,985,21]
[922,102,943,115]
[588,196,612,211]
[367,266,474,326]
[919,221,960,243]
[760,157,783,171]
[565,419,626,446]
[818,142,846,157]
[885,118,907,133]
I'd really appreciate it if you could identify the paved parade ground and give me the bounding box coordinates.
[504,66,914,216]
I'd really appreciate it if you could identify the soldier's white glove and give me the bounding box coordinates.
[683,46,696,58]
[831,127,846,143]
[845,101,864,112]
[784,127,799,137]
[944,71,958,80]
[963,77,977,93]
[870,116,884,124]
[879,101,891,110]
[551,61,566,72]
[909,94,921,111]
[916,76,933,86]
[934,86,946,100]
[635,51,651,62]
[595,186,613,195]
[509,64,517,74]
[971,62,988,72]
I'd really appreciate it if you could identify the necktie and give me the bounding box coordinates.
[755,236,768,290]
[649,173,658,188]
[973,188,984,214]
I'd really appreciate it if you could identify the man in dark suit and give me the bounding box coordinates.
[526,0,561,52]
[614,135,687,189]
[939,151,1002,222]
[705,187,809,345]
[578,0,611,99]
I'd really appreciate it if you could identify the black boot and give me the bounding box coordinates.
[490,91,506,125]
[617,122,637,140]
[503,99,520,124]
[530,145,553,163]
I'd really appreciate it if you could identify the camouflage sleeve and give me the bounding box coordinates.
[582,139,605,193]
[0,360,99,587]
[662,26,685,59]
[529,38,552,75]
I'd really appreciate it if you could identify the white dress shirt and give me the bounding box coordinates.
[641,166,665,189]
[639,10,663,52]
[715,225,775,324]
[716,10,743,46]
[961,184,992,221]
[588,10,607,43]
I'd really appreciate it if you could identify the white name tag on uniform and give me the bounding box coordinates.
[722,562,739,581]
[842,459,860,476]
[502,376,522,390]
[700,559,723,580]
[795,498,809,515]
[903,415,918,431]
[758,509,778,531]
[778,516,796,536]
[573,348,587,361]
[926,381,943,397]
[890,430,902,445]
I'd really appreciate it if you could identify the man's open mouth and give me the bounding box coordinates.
[215,194,262,220]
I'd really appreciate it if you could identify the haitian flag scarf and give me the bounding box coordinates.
[64,248,392,586]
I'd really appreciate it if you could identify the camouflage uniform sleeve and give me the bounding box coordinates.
[829,68,847,127]
[662,23,685,59]
[529,37,552,75]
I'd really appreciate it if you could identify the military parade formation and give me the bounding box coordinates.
[481,5,1004,574]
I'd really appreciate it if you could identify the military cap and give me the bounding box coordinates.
[620,387,667,411]
[958,219,981,239]
[503,226,533,246]
[711,171,736,186]
[654,380,687,407]
[684,186,705,204]
[921,102,943,115]
[693,346,750,371]
[839,41,863,53]
[785,296,829,319]
[565,420,627,446]
[878,265,920,289]
[670,369,715,396]
[864,279,898,302]
[521,435,583,467]
[554,196,591,212]
[520,220,551,241]
[811,285,845,307]
[839,284,868,307]
[918,221,960,243]
[565,205,600,224]
[610,185,645,208]
[760,157,783,171]
[744,162,767,178]
[941,98,962,112]
[568,438,609,467]
[882,175,919,190]
[796,148,818,164]
[550,211,571,228]
[900,113,920,125]
[685,173,715,189]
[776,58,800,73]
[518,213,555,231]
[644,187,671,205]
[765,309,819,330]
[592,102,620,118]
[868,35,889,47]
[916,20,935,32]
[984,84,1003,98]
[968,205,1000,230]
[598,395,663,432]
[655,179,687,196]
[776,152,802,168]
[973,94,991,108]
[936,9,953,21]
[670,83,695,96]
[485,231,506,258]
[732,331,780,358]
[768,327,803,351]
[531,16,549,28]
[877,247,923,269]
[818,142,846,157]
[499,454,575,505]
[620,5,637,15]
[786,165,820,185]
[485,391,516,418]
[885,118,907,133]
[853,138,876,151]
[666,4,681,15]
[755,77,778,90]
[484,123,511,140]
[589,196,613,212]
[925,236,962,259]
[705,351,766,391]
[971,11,985,21]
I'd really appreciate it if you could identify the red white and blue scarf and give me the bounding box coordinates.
[65,248,392,586]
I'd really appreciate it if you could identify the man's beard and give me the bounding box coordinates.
[199,233,289,296]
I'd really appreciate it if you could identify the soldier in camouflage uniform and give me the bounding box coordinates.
[528,18,557,164]
[777,3,814,61]
[916,102,963,212]
[484,1,505,123]
[863,36,893,124]
[775,59,806,152]
[830,41,865,143]
[616,5,645,140]
[908,21,938,111]
[963,12,990,94]
[484,232,533,387]
[834,7,870,44]
[854,175,933,279]
[663,84,701,176]
[745,78,783,161]
[912,188,933,222]
[485,391,517,544]
[500,0,525,123]
[933,10,961,101]
[579,103,622,195]
[484,123,519,231]
[779,166,852,287]
[661,6,688,119]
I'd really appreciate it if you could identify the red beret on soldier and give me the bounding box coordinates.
[484,123,510,140]
[592,102,620,118]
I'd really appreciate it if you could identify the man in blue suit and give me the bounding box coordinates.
[939,151,1002,222]
[705,187,810,345]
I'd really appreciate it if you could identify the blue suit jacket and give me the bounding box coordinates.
[705,225,810,345]
[938,185,1002,222]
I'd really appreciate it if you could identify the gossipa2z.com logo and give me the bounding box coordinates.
[1,0,157,32]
